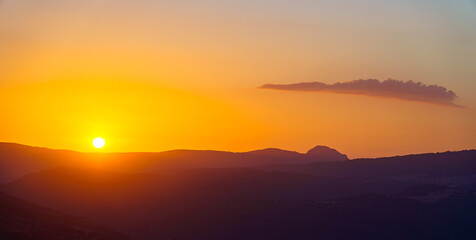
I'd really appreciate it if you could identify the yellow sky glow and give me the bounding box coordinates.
[0,0,475,158]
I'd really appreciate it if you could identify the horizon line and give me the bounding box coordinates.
[0,141,474,160]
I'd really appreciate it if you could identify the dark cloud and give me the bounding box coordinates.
[260,79,461,107]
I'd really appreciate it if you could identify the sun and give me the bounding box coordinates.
[92,137,106,149]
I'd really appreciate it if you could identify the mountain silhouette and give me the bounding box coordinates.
[1,149,476,240]
[261,150,476,179]
[1,143,476,240]
[0,142,347,183]
[306,145,348,161]
[0,190,130,240]
[1,167,378,240]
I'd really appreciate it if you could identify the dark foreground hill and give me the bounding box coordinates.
[0,191,130,240]
[1,145,475,240]
[1,167,380,240]
[1,148,476,240]
[3,168,476,240]
[0,142,347,183]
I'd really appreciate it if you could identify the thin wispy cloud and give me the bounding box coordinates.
[260,79,461,107]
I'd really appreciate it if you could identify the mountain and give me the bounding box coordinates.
[0,143,86,183]
[2,144,476,240]
[0,190,130,240]
[1,167,380,240]
[0,142,347,183]
[306,145,348,161]
[2,148,475,240]
[3,165,476,240]
[261,150,476,179]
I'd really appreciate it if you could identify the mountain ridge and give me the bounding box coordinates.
[0,142,348,183]
[2,149,476,240]
[0,190,130,240]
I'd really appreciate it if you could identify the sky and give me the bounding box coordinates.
[0,0,475,158]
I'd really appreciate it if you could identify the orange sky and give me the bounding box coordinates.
[0,0,475,158]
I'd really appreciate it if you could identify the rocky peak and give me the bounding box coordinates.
[305,145,348,161]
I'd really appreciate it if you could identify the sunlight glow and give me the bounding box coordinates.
[92,137,106,149]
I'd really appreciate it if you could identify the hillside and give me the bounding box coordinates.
[0,191,130,240]
[0,142,347,183]
[2,149,476,240]
[1,144,476,240]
